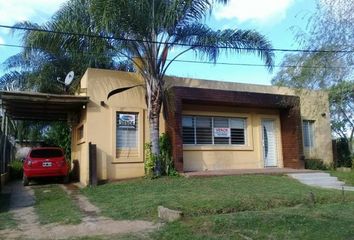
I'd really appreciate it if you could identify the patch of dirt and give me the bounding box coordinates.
[60,184,101,217]
[1,214,158,239]
[0,181,161,240]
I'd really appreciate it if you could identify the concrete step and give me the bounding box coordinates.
[288,173,331,178]
[290,176,336,180]
[296,177,343,182]
[320,185,354,191]
[297,178,344,184]
[343,186,354,191]
[301,183,346,188]
[287,172,353,191]
[305,182,345,187]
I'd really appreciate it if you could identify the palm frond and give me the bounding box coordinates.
[172,23,274,70]
[2,53,30,71]
[0,71,28,91]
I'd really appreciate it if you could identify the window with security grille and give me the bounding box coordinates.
[182,116,195,144]
[182,115,246,145]
[196,117,213,144]
[230,118,245,145]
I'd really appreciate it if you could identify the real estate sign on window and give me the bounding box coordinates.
[213,128,230,138]
[118,114,136,128]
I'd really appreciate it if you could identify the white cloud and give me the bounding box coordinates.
[0,0,67,26]
[214,0,294,23]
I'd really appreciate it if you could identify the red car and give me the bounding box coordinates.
[23,147,69,186]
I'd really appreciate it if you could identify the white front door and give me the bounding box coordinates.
[262,119,278,167]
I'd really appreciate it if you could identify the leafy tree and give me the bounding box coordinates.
[273,0,354,153]
[329,81,354,144]
[272,51,348,89]
[90,0,274,175]
[302,0,354,63]
[44,122,71,159]
[7,120,43,144]
[294,0,353,75]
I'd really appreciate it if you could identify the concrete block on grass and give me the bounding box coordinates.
[158,206,183,222]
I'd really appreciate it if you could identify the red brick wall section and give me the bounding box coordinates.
[280,105,305,169]
[165,97,183,172]
[166,87,304,171]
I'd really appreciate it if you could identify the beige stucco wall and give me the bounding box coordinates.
[71,72,89,185]
[72,69,167,185]
[182,105,283,171]
[296,90,333,164]
[73,69,333,185]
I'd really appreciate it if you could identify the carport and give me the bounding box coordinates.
[0,91,89,189]
[0,91,89,121]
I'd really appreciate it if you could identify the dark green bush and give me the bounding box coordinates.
[9,160,23,180]
[159,133,178,176]
[305,159,328,170]
[334,138,352,168]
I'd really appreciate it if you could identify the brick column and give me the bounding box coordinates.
[280,104,304,168]
[166,97,183,172]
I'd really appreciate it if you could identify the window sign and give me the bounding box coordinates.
[116,113,138,150]
[118,114,136,128]
[214,127,231,138]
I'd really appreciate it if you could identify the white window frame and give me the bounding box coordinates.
[302,120,315,149]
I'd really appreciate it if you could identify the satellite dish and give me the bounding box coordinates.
[64,71,75,86]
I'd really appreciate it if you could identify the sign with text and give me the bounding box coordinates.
[214,128,230,138]
[118,114,136,128]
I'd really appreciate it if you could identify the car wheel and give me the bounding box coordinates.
[62,175,70,184]
[23,175,29,186]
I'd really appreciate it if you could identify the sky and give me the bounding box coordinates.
[0,0,317,85]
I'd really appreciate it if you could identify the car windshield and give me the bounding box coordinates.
[30,149,63,158]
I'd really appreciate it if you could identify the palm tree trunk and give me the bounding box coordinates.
[150,113,161,176]
[146,75,162,176]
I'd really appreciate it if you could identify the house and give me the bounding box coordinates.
[71,68,333,185]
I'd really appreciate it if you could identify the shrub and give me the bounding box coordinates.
[8,160,23,180]
[334,138,352,168]
[144,142,155,178]
[144,133,178,178]
[305,159,329,170]
[159,133,177,176]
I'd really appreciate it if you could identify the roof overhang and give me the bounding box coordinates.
[172,86,299,109]
[0,91,89,121]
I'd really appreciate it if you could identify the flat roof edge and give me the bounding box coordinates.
[0,91,89,102]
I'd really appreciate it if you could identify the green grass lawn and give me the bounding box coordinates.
[0,193,17,230]
[33,184,82,225]
[153,201,354,240]
[330,170,354,185]
[82,175,354,221]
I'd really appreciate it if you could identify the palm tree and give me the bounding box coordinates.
[1,0,123,94]
[90,0,274,175]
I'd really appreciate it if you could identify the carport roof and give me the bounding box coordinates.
[0,91,89,121]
